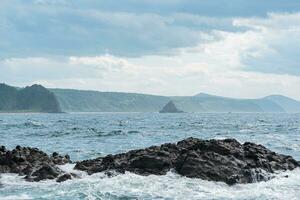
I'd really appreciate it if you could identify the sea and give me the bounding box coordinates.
[0,112,299,200]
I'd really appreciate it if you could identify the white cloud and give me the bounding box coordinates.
[1,12,300,100]
[232,12,300,75]
[69,55,131,72]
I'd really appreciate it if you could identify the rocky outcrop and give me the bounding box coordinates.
[159,101,184,113]
[75,137,299,185]
[1,138,299,185]
[0,145,72,182]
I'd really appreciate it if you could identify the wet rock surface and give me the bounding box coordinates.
[75,137,299,185]
[1,138,299,185]
[0,145,71,182]
[56,173,72,183]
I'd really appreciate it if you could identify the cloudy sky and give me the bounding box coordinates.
[1,0,300,99]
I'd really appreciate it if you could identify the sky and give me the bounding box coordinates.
[1,0,300,100]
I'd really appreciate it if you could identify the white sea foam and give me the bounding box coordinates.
[0,194,32,200]
[0,167,300,200]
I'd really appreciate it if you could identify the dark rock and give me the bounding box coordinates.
[26,164,62,182]
[52,152,59,157]
[2,138,299,185]
[75,137,299,185]
[56,173,72,182]
[51,153,71,165]
[0,146,71,182]
[159,101,184,113]
[0,146,5,152]
[105,170,124,177]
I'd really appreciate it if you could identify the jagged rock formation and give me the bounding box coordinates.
[0,145,73,182]
[159,101,184,113]
[75,137,299,185]
[0,83,61,113]
[1,138,299,185]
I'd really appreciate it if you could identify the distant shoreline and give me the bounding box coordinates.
[0,111,65,114]
[1,111,300,114]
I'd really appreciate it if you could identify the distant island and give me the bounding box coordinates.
[0,83,61,113]
[1,83,300,113]
[159,101,184,113]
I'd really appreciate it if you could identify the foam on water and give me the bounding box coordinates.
[0,165,300,200]
[0,113,300,199]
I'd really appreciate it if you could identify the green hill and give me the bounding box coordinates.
[171,93,285,113]
[51,89,300,113]
[2,83,299,113]
[0,84,61,113]
[0,84,18,110]
[51,89,169,112]
[263,95,300,113]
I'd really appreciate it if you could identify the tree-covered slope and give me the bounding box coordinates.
[0,84,61,113]
[173,93,285,113]
[0,84,18,110]
[51,89,300,113]
[3,83,299,113]
[51,89,169,112]
[172,94,264,112]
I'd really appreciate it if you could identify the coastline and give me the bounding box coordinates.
[0,110,66,114]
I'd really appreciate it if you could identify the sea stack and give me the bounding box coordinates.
[159,101,184,113]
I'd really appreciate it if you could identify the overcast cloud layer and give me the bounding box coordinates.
[1,0,300,99]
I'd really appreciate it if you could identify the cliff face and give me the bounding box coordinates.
[159,101,184,113]
[0,84,61,113]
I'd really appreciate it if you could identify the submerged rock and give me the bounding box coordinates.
[75,138,299,185]
[0,146,71,182]
[159,101,184,113]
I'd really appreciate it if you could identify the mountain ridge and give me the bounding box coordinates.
[1,84,300,113]
[50,88,300,113]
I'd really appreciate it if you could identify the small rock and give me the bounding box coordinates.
[0,146,5,152]
[26,164,62,182]
[56,173,72,182]
[52,152,59,157]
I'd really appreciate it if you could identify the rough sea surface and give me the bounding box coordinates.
[0,113,300,200]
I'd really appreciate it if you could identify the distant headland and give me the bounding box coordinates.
[0,83,61,113]
[1,83,300,113]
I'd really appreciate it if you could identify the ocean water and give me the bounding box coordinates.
[0,112,299,200]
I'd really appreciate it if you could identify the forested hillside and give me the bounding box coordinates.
[0,84,61,113]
